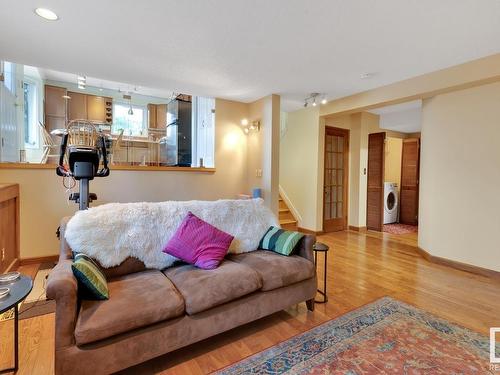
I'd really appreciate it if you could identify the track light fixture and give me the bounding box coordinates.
[304,93,327,107]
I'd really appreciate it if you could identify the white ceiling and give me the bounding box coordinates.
[370,100,422,133]
[1,0,500,112]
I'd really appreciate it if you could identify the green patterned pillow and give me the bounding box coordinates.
[71,253,109,300]
[259,226,305,256]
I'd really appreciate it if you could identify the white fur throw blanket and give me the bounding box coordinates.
[64,198,278,269]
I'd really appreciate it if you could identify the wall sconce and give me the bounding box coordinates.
[241,118,260,134]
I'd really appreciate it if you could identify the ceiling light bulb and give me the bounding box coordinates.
[241,118,249,126]
[321,98,327,105]
[35,8,59,21]
[360,72,375,79]
[312,100,317,107]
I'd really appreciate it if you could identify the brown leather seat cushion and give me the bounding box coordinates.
[163,260,262,315]
[75,270,184,345]
[228,250,315,291]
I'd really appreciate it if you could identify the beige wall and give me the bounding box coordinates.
[320,53,500,116]
[280,105,407,231]
[0,97,282,259]
[419,82,500,272]
[385,137,403,186]
[279,106,321,230]
[247,95,280,215]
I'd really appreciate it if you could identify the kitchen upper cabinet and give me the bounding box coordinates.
[68,91,87,120]
[156,104,167,128]
[147,104,167,128]
[45,85,67,117]
[87,95,107,122]
[45,85,67,136]
[148,104,157,128]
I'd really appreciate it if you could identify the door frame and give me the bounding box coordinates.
[323,126,349,232]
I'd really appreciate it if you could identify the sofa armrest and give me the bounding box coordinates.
[46,259,78,348]
[296,234,316,263]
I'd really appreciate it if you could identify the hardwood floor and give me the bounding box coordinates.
[3,230,500,374]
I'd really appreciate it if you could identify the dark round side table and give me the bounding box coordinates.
[313,242,329,304]
[0,275,33,374]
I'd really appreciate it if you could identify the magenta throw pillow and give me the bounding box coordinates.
[163,212,234,270]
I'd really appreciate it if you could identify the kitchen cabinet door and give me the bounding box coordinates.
[45,85,67,117]
[68,91,88,120]
[148,104,157,128]
[156,104,167,128]
[87,95,106,122]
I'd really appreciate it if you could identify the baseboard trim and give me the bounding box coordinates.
[298,227,324,235]
[417,247,500,280]
[20,255,59,266]
[349,225,367,232]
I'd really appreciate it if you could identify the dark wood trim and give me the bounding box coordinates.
[323,126,350,232]
[349,225,367,232]
[20,255,59,266]
[5,258,19,273]
[366,132,386,231]
[0,184,20,273]
[298,227,324,235]
[416,247,500,280]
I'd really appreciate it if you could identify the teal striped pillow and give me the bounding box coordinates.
[259,226,305,256]
[71,253,109,300]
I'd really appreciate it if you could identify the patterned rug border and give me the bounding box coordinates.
[214,296,494,374]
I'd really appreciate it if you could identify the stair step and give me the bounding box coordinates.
[279,208,289,213]
[280,219,297,225]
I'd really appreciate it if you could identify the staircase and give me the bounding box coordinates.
[279,195,298,231]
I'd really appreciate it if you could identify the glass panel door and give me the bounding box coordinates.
[323,127,349,232]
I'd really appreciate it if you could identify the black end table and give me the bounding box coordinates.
[313,242,329,303]
[0,275,33,373]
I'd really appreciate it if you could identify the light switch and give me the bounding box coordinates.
[256,169,262,177]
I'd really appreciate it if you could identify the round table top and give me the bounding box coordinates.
[0,275,33,314]
[313,242,330,252]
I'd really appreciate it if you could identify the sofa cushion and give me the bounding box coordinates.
[75,270,184,345]
[163,211,234,270]
[228,250,315,291]
[163,260,262,315]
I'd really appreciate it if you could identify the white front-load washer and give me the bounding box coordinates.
[383,182,399,224]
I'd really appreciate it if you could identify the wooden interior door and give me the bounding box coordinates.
[400,138,420,225]
[366,132,386,231]
[323,127,349,232]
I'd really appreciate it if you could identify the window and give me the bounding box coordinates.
[2,61,15,93]
[112,103,147,137]
[192,97,215,167]
[23,80,39,148]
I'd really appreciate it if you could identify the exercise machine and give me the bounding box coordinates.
[56,120,110,210]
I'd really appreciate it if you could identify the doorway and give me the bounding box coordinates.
[323,126,349,232]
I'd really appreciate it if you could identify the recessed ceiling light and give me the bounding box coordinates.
[34,8,59,21]
[321,98,327,105]
[360,72,376,79]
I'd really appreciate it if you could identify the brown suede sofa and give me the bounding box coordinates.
[46,219,317,374]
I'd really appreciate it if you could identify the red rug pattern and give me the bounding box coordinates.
[216,297,496,374]
[383,223,418,235]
